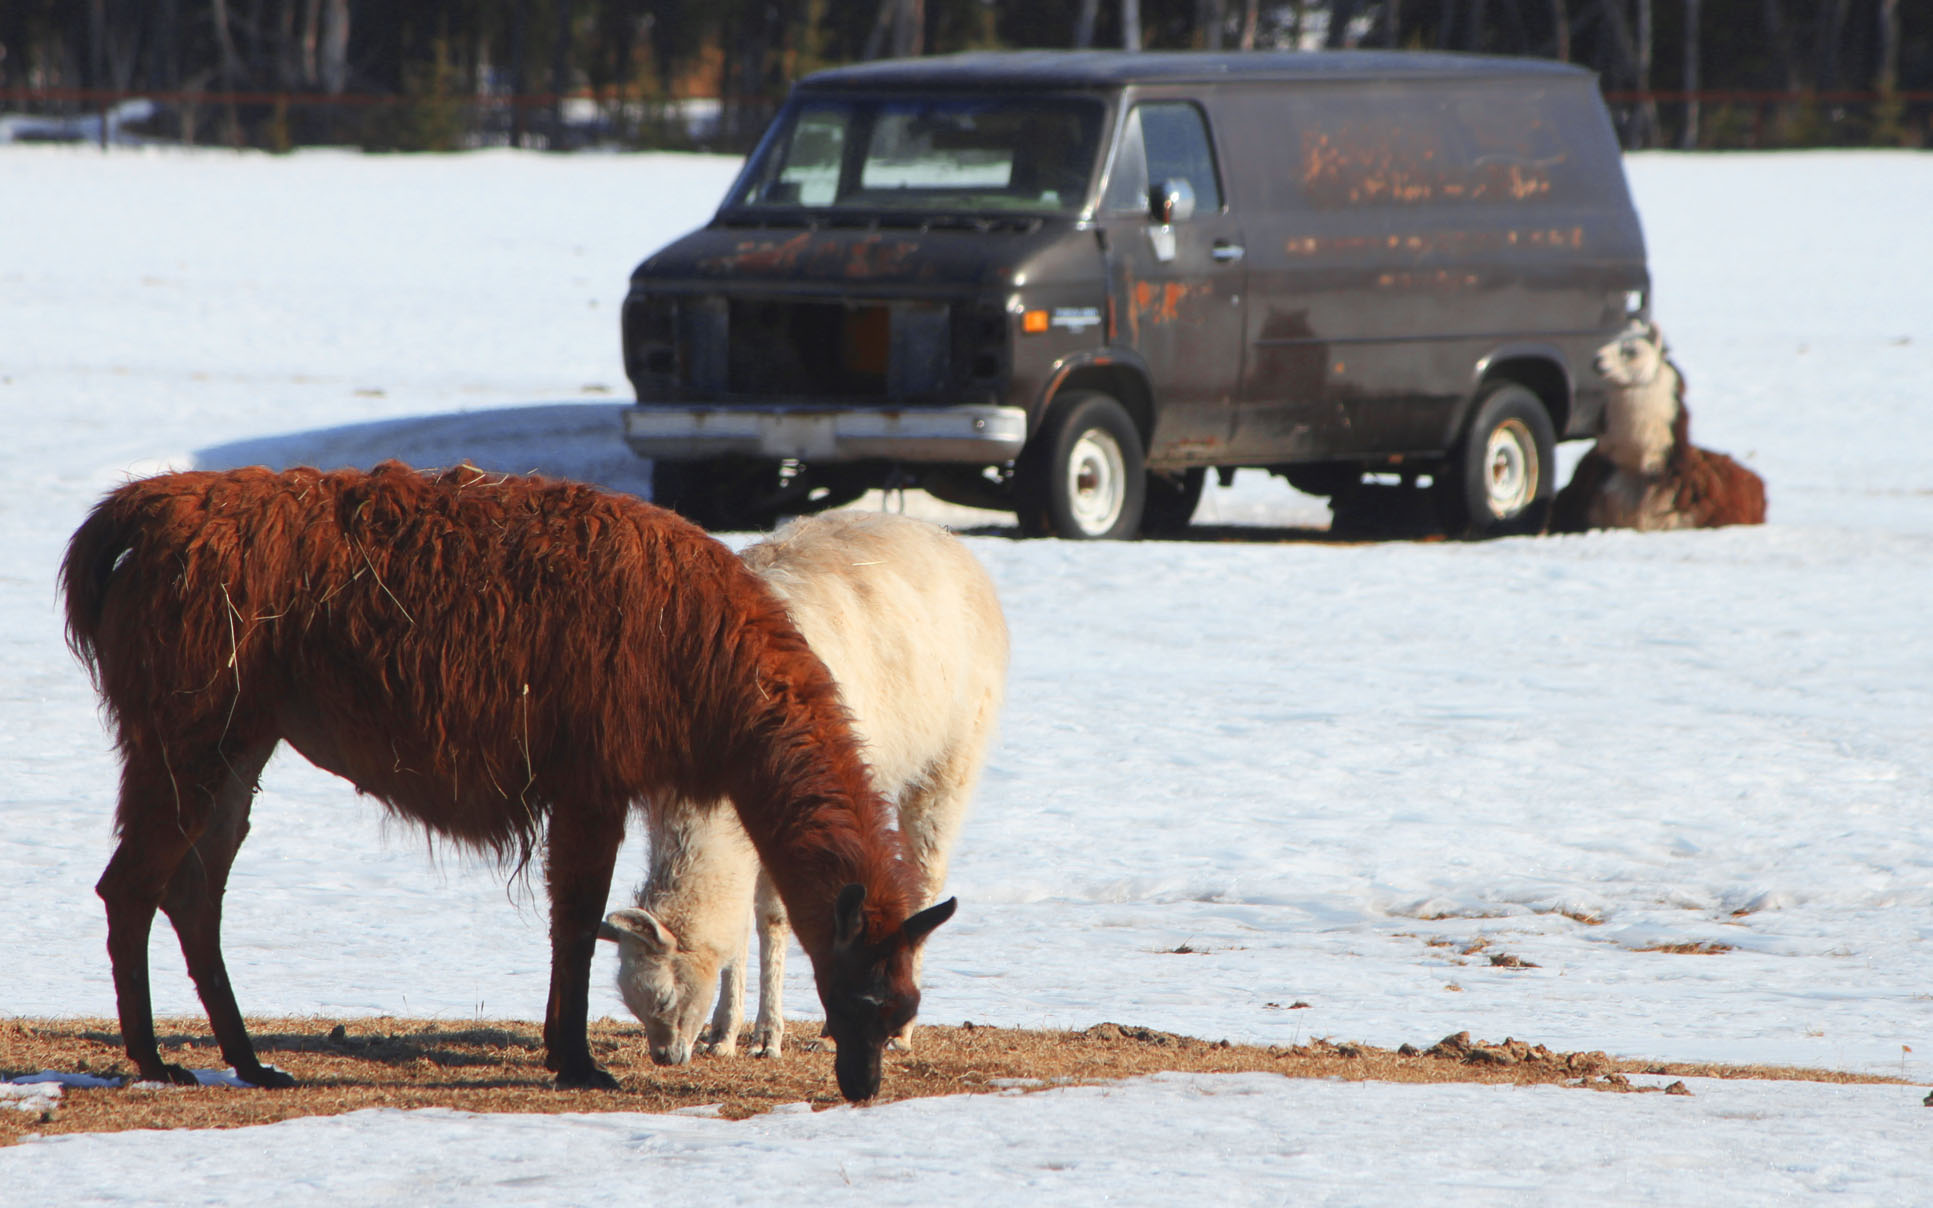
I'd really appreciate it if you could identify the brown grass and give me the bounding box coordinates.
[0,1016,1904,1146]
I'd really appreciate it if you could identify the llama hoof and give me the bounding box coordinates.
[554,1065,620,1091]
[238,1064,295,1089]
[139,1062,202,1087]
[696,1037,737,1058]
[750,1032,783,1059]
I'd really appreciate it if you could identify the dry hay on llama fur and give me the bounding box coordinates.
[58,460,954,1102]
[1550,320,1767,533]
[600,510,1009,1068]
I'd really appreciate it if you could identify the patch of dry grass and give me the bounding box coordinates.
[0,1016,1905,1146]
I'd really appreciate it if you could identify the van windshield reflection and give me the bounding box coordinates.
[732,97,1106,215]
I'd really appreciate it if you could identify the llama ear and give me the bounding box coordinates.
[602,908,677,955]
[901,897,958,948]
[833,883,868,948]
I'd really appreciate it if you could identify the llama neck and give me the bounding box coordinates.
[1598,362,1681,476]
[640,799,761,953]
[712,617,914,960]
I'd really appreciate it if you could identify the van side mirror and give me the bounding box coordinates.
[1149,177,1196,224]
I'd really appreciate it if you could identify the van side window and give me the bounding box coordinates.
[1102,101,1223,216]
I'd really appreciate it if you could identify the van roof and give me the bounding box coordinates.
[798,50,1595,93]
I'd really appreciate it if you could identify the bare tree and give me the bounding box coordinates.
[1075,0,1100,48]
[551,0,577,143]
[1636,0,1658,146]
[1327,0,1359,47]
[210,0,245,90]
[1681,0,1701,148]
[1239,0,1259,48]
[1549,0,1570,61]
[1761,0,1801,94]
[1123,0,1142,49]
[319,0,348,94]
[1878,0,1901,93]
[1200,0,1226,49]
[895,0,925,57]
[1813,0,1850,92]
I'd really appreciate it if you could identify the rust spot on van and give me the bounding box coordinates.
[1300,129,1556,208]
[700,232,922,279]
[708,231,814,274]
[1133,281,1210,325]
[842,237,921,279]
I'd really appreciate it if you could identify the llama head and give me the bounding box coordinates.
[1593,320,1668,388]
[598,908,724,1067]
[820,883,957,1101]
[1592,320,1680,475]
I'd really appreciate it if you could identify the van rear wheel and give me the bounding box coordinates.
[1014,391,1147,540]
[1441,383,1555,538]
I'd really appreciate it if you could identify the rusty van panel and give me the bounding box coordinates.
[1207,74,1646,461]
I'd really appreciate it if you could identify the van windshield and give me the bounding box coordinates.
[729,96,1106,216]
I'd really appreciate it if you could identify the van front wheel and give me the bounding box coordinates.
[1014,391,1147,540]
[1441,383,1556,538]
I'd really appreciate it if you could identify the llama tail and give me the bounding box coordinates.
[60,487,142,682]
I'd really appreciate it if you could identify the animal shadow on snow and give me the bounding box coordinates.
[79,1024,540,1070]
[195,402,654,497]
[197,404,1397,543]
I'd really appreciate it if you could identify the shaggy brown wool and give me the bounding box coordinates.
[60,461,937,1100]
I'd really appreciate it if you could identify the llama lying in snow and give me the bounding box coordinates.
[599,510,1008,1066]
[1550,321,1767,533]
[61,462,954,1102]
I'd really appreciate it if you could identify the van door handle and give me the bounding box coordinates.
[1211,241,1245,263]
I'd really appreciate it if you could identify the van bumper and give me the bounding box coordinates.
[622,404,1029,464]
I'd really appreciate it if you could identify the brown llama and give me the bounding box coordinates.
[60,460,953,1101]
[1551,321,1767,533]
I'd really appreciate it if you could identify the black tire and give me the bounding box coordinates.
[1440,383,1556,538]
[1013,391,1147,540]
[1140,468,1205,537]
[650,458,774,532]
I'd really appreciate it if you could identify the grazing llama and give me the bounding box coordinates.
[60,461,952,1101]
[1551,321,1767,532]
[600,510,1007,1066]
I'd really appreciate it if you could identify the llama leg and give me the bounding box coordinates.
[751,871,788,1059]
[542,803,626,1090]
[159,739,285,1087]
[95,745,235,1086]
[887,751,981,1052]
[99,848,193,1085]
[699,920,748,1057]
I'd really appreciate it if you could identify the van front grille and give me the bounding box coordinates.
[629,295,1011,402]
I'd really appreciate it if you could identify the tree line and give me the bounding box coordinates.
[3,1,1926,149]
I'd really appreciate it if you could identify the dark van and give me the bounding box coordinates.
[620,50,1649,538]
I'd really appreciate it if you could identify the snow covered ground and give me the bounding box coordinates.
[3,144,1931,1202]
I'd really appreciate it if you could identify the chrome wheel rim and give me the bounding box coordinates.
[1066,428,1127,535]
[1483,419,1537,519]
